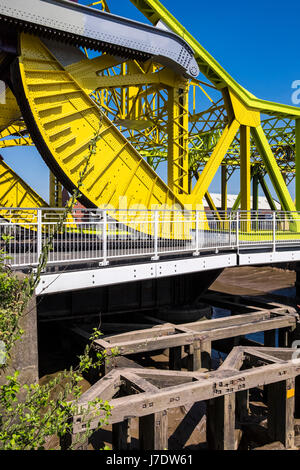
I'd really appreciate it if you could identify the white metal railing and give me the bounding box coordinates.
[1,208,300,268]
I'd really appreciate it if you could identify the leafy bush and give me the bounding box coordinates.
[0,127,113,450]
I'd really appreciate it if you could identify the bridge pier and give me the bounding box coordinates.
[0,279,38,388]
[296,263,300,301]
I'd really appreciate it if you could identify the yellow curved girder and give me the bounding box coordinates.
[14,34,198,237]
[0,86,22,133]
[0,157,48,225]
[0,122,33,148]
[0,158,47,208]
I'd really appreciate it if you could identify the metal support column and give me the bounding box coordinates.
[167,85,189,196]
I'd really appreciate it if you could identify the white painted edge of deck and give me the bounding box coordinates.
[239,250,300,266]
[36,248,300,296]
[36,253,237,295]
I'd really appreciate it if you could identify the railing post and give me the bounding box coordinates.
[236,211,239,253]
[37,208,42,264]
[193,210,199,256]
[229,211,232,247]
[151,211,159,261]
[272,211,276,252]
[100,210,109,266]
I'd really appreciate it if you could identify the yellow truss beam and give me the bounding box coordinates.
[0,86,22,132]
[188,119,240,205]
[167,85,189,196]
[251,125,296,213]
[240,125,251,212]
[0,158,47,208]
[130,0,300,118]
[16,34,189,238]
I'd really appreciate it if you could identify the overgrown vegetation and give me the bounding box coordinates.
[0,128,115,450]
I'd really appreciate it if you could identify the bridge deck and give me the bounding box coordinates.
[1,208,300,295]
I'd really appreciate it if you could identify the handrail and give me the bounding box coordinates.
[1,208,300,268]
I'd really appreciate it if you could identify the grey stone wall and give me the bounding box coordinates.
[0,291,39,386]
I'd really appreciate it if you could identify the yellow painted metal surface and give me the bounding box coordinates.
[0,0,297,243]
[49,172,62,207]
[287,388,295,399]
[16,34,192,237]
[240,126,251,212]
[0,158,47,209]
[167,85,189,196]
[228,90,260,128]
[0,86,22,133]
[188,119,240,205]
[252,125,296,213]
[0,123,33,148]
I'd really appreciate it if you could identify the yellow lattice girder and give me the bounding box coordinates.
[65,54,125,94]
[167,85,189,196]
[0,158,47,208]
[14,34,191,238]
[252,125,297,214]
[187,119,240,206]
[0,86,22,133]
[65,55,186,95]
[0,123,33,148]
[240,125,251,212]
[228,90,260,128]
[130,0,300,119]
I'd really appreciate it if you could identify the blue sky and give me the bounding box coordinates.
[2,0,300,202]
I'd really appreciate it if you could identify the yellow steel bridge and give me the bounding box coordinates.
[0,0,299,240]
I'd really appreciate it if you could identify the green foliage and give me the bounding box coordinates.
[0,125,116,450]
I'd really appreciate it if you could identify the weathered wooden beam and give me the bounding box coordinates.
[121,371,168,450]
[206,392,236,450]
[184,311,270,331]
[267,378,295,448]
[95,317,295,358]
[219,346,245,371]
[112,419,131,450]
[100,353,144,377]
[78,369,121,404]
[100,324,175,343]
[139,411,168,450]
[254,441,285,450]
[205,317,296,342]
[243,348,286,365]
[169,346,182,371]
[187,340,202,371]
[236,389,249,423]
[254,347,295,361]
[186,340,211,371]
[74,357,300,431]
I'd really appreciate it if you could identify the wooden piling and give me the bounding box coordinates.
[169,346,182,370]
[139,411,168,450]
[236,389,249,423]
[264,329,276,347]
[267,378,295,448]
[206,393,236,450]
[112,419,131,450]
